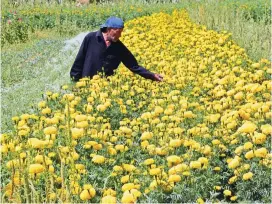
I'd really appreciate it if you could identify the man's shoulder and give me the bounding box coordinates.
[85,30,99,39]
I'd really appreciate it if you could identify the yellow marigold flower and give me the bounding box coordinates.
[29,164,45,174]
[123,164,136,172]
[1,144,8,153]
[62,85,68,90]
[202,145,212,155]
[111,172,117,177]
[6,159,20,169]
[86,104,93,113]
[76,121,89,128]
[131,189,141,198]
[230,139,238,145]
[243,142,253,150]
[168,174,181,183]
[149,168,161,176]
[214,186,221,191]
[21,113,31,120]
[76,81,86,88]
[208,114,221,123]
[228,176,237,184]
[121,183,135,192]
[212,139,221,145]
[144,188,151,194]
[255,147,268,158]
[243,172,253,180]
[252,63,260,68]
[51,93,59,100]
[108,147,117,155]
[252,132,267,144]
[121,175,130,183]
[141,140,149,148]
[97,104,107,112]
[238,121,257,133]
[110,136,118,142]
[154,106,164,115]
[93,143,103,150]
[170,163,189,175]
[38,101,46,109]
[190,161,201,169]
[228,158,240,169]
[11,117,20,125]
[20,152,27,159]
[75,164,85,170]
[243,164,251,170]
[230,196,238,201]
[218,37,224,45]
[144,158,155,166]
[101,195,116,204]
[18,129,29,137]
[121,191,135,203]
[198,157,208,165]
[17,120,26,127]
[183,171,191,176]
[113,165,123,172]
[49,165,54,173]
[28,138,46,149]
[49,192,56,200]
[167,155,181,165]
[169,139,182,148]
[34,155,44,164]
[120,127,132,136]
[140,132,153,140]
[80,189,91,201]
[41,107,51,115]
[197,198,204,204]
[245,150,254,160]
[44,126,57,135]
[223,189,232,196]
[155,147,167,156]
[115,144,125,152]
[71,128,84,139]
[91,155,105,164]
[88,187,96,197]
[213,167,221,171]
[184,111,194,118]
[234,146,244,155]
[83,184,92,190]
[261,124,272,135]
[134,184,141,190]
[103,188,116,197]
[234,92,244,100]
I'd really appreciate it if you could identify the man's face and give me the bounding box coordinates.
[107,28,123,42]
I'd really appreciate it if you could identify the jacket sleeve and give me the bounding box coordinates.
[120,42,155,80]
[70,36,88,81]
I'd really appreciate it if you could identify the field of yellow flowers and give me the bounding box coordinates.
[1,10,271,203]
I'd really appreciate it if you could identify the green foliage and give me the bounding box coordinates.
[1,11,29,46]
[1,0,270,61]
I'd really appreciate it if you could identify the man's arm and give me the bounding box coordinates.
[119,42,163,81]
[70,36,88,81]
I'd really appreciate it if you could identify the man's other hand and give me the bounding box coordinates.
[153,74,164,81]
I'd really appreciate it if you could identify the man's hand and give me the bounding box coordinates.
[153,73,164,81]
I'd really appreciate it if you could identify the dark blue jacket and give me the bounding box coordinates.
[70,30,156,81]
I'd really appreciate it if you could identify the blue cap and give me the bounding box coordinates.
[100,17,124,29]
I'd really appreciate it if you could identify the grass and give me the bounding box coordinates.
[186,0,271,61]
[1,33,80,132]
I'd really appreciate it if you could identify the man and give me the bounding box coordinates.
[70,16,163,82]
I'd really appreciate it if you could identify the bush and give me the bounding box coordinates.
[1,15,29,46]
